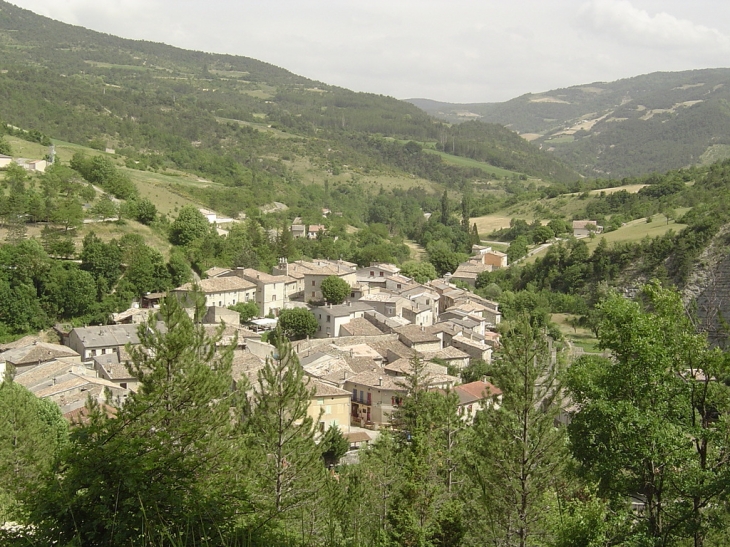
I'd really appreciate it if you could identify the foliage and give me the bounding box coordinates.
[566,282,730,547]
[399,260,438,283]
[320,425,349,467]
[169,205,209,246]
[228,300,259,322]
[277,307,318,340]
[320,275,351,305]
[464,315,565,547]
[0,375,68,523]
[31,295,242,546]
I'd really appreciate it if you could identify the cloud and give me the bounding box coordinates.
[578,0,730,51]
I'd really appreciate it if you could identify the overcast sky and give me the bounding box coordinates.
[9,0,730,103]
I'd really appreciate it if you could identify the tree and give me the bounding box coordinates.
[242,330,324,539]
[388,356,467,547]
[320,275,350,304]
[229,301,259,323]
[400,261,438,284]
[440,190,450,225]
[532,225,554,244]
[135,198,158,225]
[278,307,318,340]
[320,425,349,467]
[169,205,209,246]
[507,235,529,262]
[427,240,467,277]
[565,282,730,547]
[91,193,118,220]
[32,295,244,546]
[464,315,565,547]
[0,374,68,523]
[0,138,11,156]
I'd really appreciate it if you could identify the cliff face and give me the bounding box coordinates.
[683,226,730,349]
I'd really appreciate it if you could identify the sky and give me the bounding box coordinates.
[8,0,730,103]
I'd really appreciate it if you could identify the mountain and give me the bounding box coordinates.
[0,0,579,204]
[407,69,730,178]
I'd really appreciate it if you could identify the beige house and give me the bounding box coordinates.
[224,268,292,316]
[67,324,142,361]
[395,325,442,352]
[307,378,352,434]
[573,220,603,237]
[453,380,502,423]
[1,342,81,374]
[313,301,373,338]
[0,154,12,168]
[307,224,325,239]
[172,276,256,309]
[344,371,406,427]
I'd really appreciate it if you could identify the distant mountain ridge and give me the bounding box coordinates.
[407,69,730,178]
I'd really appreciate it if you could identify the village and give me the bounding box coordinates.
[0,244,511,449]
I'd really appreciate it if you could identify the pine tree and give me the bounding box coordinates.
[0,372,68,523]
[32,294,244,546]
[465,316,565,547]
[243,329,325,540]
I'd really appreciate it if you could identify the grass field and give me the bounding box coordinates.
[472,214,518,235]
[423,148,520,178]
[585,212,688,251]
[552,313,600,353]
[126,169,207,215]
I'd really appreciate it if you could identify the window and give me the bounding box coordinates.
[352,389,357,401]
[312,280,316,286]
[379,271,384,277]
[359,390,364,403]
[326,316,330,322]
[397,284,401,289]
[219,301,222,307]
[271,295,276,301]
[232,299,236,305]
[312,292,316,298]
[367,392,372,405]
[369,271,374,277]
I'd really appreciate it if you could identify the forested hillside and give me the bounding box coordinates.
[409,68,730,178]
[0,0,578,191]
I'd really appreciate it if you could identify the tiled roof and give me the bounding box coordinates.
[454,381,502,404]
[205,266,232,278]
[395,324,441,344]
[2,342,80,367]
[346,371,405,391]
[339,318,385,337]
[71,324,141,349]
[307,377,351,397]
[175,276,255,293]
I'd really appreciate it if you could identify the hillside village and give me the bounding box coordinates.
[5,2,730,545]
[0,250,507,442]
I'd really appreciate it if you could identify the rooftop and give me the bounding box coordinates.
[175,276,255,294]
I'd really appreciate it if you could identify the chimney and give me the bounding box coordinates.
[378,376,383,386]
[343,370,347,380]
